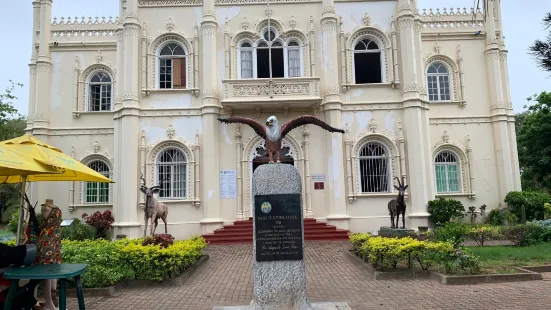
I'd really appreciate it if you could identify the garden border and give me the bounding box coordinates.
[66,254,210,296]
[344,250,544,285]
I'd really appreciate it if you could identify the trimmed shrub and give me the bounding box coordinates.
[142,234,175,248]
[351,236,480,275]
[61,219,97,241]
[504,191,551,222]
[500,223,546,246]
[465,225,501,246]
[62,239,133,288]
[428,197,465,227]
[429,221,468,248]
[82,210,114,239]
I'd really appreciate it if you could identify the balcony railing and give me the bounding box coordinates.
[221,77,322,108]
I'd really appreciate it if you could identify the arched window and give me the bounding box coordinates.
[427,62,451,101]
[287,41,301,77]
[358,141,390,193]
[434,151,460,193]
[85,160,110,203]
[88,71,112,111]
[353,38,382,84]
[239,42,253,79]
[158,42,187,89]
[155,148,187,199]
[237,27,304,79]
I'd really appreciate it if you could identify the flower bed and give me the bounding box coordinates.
[61,235,207,288]
[350,233,480,275]
[349,233,546,284]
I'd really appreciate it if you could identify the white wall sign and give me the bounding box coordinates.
[312,174,326,182]
[220,170,237,199]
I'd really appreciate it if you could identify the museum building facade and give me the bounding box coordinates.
[25,0,520,238]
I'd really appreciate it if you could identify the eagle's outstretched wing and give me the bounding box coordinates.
[217,117,266,139]
[280,115,345,138]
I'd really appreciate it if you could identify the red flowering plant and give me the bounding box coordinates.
[142,234,175,248]
[81,210,115,239]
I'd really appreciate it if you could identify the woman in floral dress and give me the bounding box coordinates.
[34,199,62,310]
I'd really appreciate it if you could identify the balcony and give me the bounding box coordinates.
[221,77,322,109]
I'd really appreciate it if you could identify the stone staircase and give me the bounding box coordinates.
[202,218,350,245]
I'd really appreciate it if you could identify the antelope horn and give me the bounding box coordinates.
[393,176,402,187]
[140,173,146,185]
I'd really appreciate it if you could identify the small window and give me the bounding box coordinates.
[155,148,187,199]
[353,38,382,84]
[427,62,451,101]
[240,42,253,79]
[434,151,460,193]
[85,160,110,203]
[358,141,390,193]
[88,72,112,112]
[287,41,301,77]
[158,43,187,89]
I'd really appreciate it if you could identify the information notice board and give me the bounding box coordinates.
[254,194,304,262]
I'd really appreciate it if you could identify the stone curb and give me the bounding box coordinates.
[66,254,210,296]
[345,250,544,285]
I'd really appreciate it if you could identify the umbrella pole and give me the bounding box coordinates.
[15,176,27,246]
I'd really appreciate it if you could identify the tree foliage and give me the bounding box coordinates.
[529,12,551,74]
[0,80,26,223]
[517,92,551,192]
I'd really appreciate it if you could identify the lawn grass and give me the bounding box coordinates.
[468,243,551,274]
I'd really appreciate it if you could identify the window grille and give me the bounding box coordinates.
[434,151,460,193]
[158,43,187,89]
[358,142,390,193]
[85,160,110,203]
[155,148,187,199]
[427,62,451,101]
[88,72,112,111]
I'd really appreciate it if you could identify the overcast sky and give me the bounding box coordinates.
[0,0,548,116]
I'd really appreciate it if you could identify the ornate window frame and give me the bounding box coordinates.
[146,139,196,203]
[424,55,459,102]
[231,18,310,80]
[79,64,115,113]
[432,131,474,198]
[148,33,196,92]
[352,134,398,195]
[433,148,463,194]
[78,154,114,206]
[345,26,392,87]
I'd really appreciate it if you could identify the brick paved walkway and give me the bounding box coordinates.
[67,242,551,309]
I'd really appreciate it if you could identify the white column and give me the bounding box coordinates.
[30,0,54,205]
[26,0,41,132]
[199,0,224,233]
[485,0,514,203]
[235,125,243,219]
[112,0,142,237]
[303,126,312,218]
[321,0,349,229]
[396,0,433,228]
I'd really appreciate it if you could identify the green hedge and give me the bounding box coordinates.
[350,233,481,275]
[504,191,551,222]
[61,236,207,287]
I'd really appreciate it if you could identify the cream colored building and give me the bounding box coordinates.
[25,0,520,239]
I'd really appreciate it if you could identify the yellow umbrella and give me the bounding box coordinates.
[0,143,60,181]
[1,134,113,183]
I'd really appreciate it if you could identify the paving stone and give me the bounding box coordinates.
[67,242,551,310]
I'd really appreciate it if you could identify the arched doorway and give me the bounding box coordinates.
[252,143,295,172]
[244,139,300,218]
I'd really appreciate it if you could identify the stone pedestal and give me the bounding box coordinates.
[213,164,351,310]
[250,164,310,310]
[378,226,416,238]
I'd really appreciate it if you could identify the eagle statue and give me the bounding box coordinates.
[217,115,345,163]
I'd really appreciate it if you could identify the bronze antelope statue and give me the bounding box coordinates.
[140,174,169,237]
[387,176,408,229]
